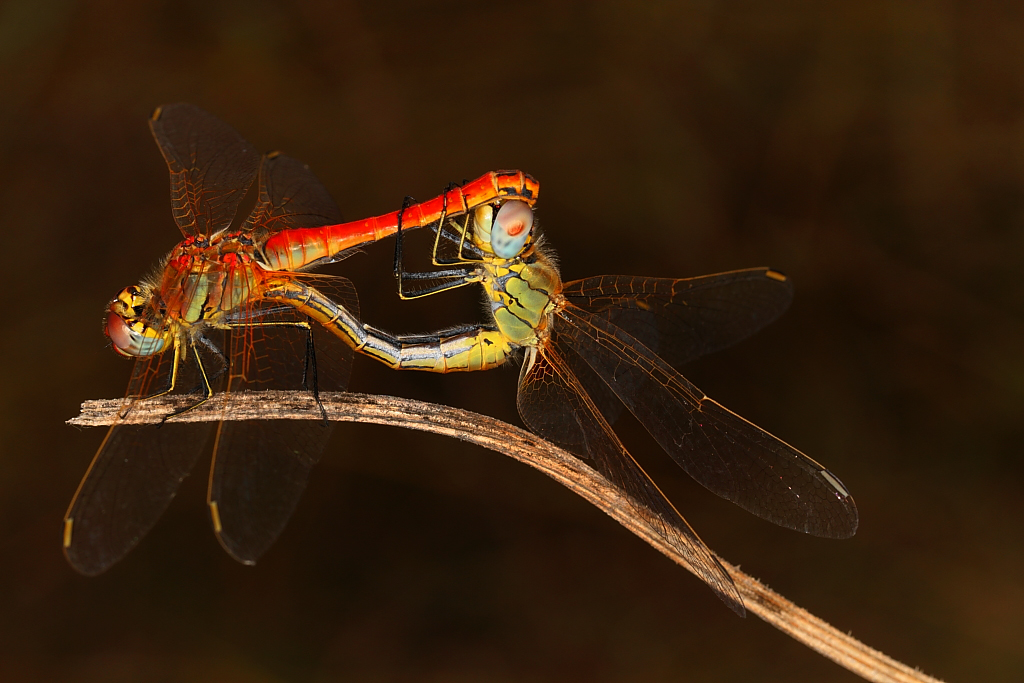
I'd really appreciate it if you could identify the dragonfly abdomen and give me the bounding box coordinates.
[263,278,514,372]
[358,325,514,372]
[260,218,392,271]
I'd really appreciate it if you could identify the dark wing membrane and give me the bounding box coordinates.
[557,303,858,539]
[63,349,214,575]
[64,423,212,575]
[517,346,744,615]
[243,153,343,241]
[561,269,794,369]
[149,103,260,238]
[207,276,358,564]
[552,330,634,444]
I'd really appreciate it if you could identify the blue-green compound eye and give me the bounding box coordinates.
[106,312,167,357]
[491,200,534,259]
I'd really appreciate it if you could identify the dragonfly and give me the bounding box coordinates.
[64,107,535,576]
[263,175,859,615]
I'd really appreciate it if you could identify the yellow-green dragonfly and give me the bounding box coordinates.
[264,173,858,615]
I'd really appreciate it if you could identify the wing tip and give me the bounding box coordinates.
[209,499,266,566]
[61,517,115,576]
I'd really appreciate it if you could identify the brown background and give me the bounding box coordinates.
[2,0,1022,681]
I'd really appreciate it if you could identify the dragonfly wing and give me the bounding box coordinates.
[64,422,212,575]
[207,277,358,564]
[517,345,744,615]
[561,268,793,369]
[149,103,260,238]
[557,340,632,442]
[64,348,214,575]
[244,152,343,240]
[557,303,858,538]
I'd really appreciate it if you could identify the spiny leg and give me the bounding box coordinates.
[393,185,480,300]
[119,337,184,420]
[426,182,457,268]
[392,194,416,294]
[392,275,479,300]
[162,342,216,421]
[198,333,229,377]
[395,191,470,299]
[177,333,229,396]
[223,318,328,424]
[430,183,487,267]
[428,218,486,261]
[302,320,328,425]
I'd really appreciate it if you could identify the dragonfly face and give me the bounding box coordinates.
[105,284,172,357]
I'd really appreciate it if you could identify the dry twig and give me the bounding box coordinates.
[70,390,943,683]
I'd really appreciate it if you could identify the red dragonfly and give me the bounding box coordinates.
[65,104,537,575]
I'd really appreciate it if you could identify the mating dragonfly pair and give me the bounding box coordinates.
[65,104,857,615]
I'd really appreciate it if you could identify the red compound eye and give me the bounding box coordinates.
[104,311,166,357]
[105,312,135,356]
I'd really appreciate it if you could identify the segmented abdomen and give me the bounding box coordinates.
[260,170,539,271]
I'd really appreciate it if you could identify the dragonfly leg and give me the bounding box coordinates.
[393,187,485,300]
[222,318,329,424]
[161,342,216,422]
[430,211,473,267]
[429,184,488,267]
[425,221,486,259]
[426,182,457,269]
[196,332,229,387]
[392,194,416,291]
[396,272,479,300]
[396,191,474,298]
[301,320,328,425]
[162,333,227,403]
[118,336,185,419]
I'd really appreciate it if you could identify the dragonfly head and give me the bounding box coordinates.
[472,200,535,259]
[104,285,171,357]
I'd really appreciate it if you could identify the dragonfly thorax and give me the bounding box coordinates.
[481,247,561,348]
[159,235,266,325]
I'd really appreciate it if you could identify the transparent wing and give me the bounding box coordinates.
[561,268,794,369]
[243,152,343,241]
[517,345,744,615]
[63,343,216,575]
[207,276,358,564]
[149,103,260,238]
[556,303,858,538]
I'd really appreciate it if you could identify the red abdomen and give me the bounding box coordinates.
[260,170,539,271]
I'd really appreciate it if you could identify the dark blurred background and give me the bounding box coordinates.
[1,0,1022,680]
